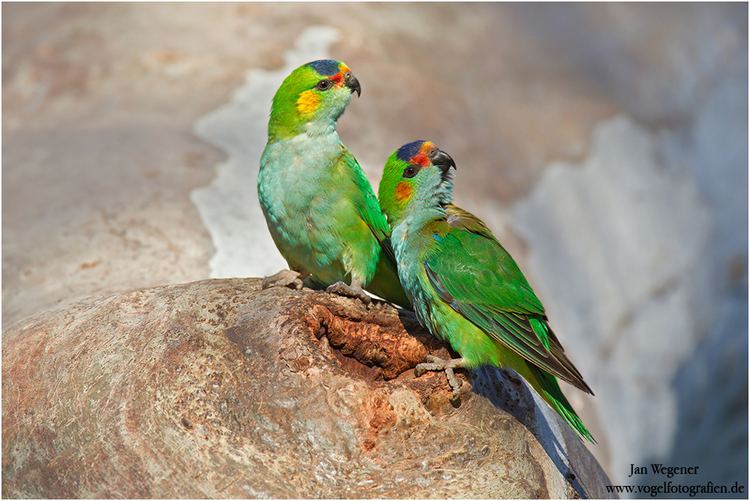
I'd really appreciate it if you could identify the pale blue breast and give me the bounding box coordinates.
[392,220,431,324]
[392,211,451,340]
[257,132,348,283]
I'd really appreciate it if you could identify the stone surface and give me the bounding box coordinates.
[2,279,611,498]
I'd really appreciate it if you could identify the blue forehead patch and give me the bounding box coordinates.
[307,59,340,76]
[396,140,426,161]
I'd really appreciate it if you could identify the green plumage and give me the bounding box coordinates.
[258,60,409,307]
[379,142,595,442]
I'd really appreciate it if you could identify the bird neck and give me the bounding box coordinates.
[261,125,343,184]
[268,112,338,142]
[399,205,446,230]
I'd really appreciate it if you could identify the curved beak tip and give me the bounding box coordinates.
[345,74,361,97]
[431,149,457,171]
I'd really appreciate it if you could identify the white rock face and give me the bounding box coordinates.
[514,116,711,479]
[514,99,747,487]
[191,26,340,278]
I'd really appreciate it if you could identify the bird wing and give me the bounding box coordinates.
[337,149,410,307]
[340,150,397,264]
[422,213,593,394]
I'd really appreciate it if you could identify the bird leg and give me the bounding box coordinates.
[326,279,372,305]
[262,269,304,290]
[415,355,467,403]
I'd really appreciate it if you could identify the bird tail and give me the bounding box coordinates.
[526,365,596,444]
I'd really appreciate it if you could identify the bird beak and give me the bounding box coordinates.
[430,148,457,173]
[344,72,361,97]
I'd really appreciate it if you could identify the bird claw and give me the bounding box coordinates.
[414,355,445,377]
[414,355,466,403]
[445,366,462,405]
[326,281,372,305]
[262,269,303,290]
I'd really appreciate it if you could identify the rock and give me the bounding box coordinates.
[3,279,610,498]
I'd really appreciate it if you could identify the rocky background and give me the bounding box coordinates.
[3,2,747,496]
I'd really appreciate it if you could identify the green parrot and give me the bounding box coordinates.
[257,59,409,307]
[378,140,595,443]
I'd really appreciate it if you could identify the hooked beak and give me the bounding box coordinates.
[344,72,361,97]
[429,148,457,175]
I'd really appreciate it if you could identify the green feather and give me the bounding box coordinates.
[421,225,592,395]
[258,60,410,308]
[379,143,595,441]
[529,317,551,352]
[531,366,596,444]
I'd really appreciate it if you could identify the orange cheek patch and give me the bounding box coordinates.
[395,182,413,202]
[296,90,321,115]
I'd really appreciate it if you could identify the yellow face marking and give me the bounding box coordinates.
[296,90,321,115]
[395,181,413,202]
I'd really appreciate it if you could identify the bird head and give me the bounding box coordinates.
[268,59,361,140]
[378,140,457,227]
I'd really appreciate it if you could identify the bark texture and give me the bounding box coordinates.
[3,278,611,498]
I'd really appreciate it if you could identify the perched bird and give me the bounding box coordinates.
[258,59,409,307]
[378,140,595,442]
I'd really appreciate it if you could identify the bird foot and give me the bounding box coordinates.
[262,269,303,290]
[326,281,372,305]
[368,300,389,310]
[415,355,467,404]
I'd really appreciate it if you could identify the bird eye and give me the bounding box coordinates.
[315,79,333,91]
[403,166,418,178]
